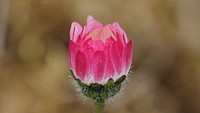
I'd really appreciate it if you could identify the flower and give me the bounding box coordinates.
[68,16,133,113]
[68,15,132,85]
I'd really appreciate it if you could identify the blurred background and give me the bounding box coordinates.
[0,0,200,113]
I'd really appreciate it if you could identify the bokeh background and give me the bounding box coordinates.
[0,0,200,113]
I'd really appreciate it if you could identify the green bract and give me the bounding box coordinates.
[70,70,126,103]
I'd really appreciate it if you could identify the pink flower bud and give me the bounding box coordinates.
[68,15,132,85]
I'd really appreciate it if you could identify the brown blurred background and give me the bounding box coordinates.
[0,0,200,113]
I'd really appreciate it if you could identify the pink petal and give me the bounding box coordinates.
[82,38,92,50]
[85,28,102,40]
[87,15,101,26]
[123,41,132,74]
[105,58,115,80]
[68,41,81,71]
[76,35,84,44]
[110,42,122,75]
[102,25,116,40]
[113,22,128,43]
[88,40,104,51]
[87,15,95,24]
[116,32,124,57]
[103,45,114,80]
[70,22,83,42]
[75,50,88,80]
[105,37,115,45]
[83,44,94,61]
[82,42,95,77]
[93,51,106,82]
[84,24,115,41]
[113,22,124,34]
[81,16,102,38]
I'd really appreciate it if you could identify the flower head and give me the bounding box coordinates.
[69,15,132,85]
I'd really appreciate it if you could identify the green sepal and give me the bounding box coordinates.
[105,78,114,87]
[115,75,126,85]
[69,70,126,102]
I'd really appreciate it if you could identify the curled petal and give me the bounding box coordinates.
[75,50,88,80]
[87,15,95,24]
[113,22,128,43]
[87,15,102,27]
[70,22,83,42]
[81,15,103,39]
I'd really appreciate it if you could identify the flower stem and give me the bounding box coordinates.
[94,99,105,113]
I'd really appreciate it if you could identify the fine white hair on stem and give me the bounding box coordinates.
[68,70,90,102]
[106,66,133,104]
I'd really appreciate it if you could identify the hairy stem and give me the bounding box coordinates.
[94,99,105,113]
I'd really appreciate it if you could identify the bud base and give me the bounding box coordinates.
[70,70,126,101]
